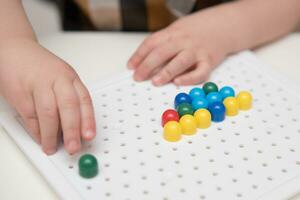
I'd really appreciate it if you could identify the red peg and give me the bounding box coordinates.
[161,109,180,127]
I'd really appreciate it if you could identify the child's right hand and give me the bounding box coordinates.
[0,39,96,155]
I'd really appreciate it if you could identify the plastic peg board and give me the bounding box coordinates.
[0,51,300,200]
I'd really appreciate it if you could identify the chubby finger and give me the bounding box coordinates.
[54,78,81,154]
[73,78,96,141]
[34,87,59,155]
[133,42,180,81]
[152,50,197,86]
[14,91,41,144]
[127,30,170,69]
[173,62,211,85]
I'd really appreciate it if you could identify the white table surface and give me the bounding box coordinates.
[0,1,300,200]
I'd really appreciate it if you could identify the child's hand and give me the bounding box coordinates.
[0,39,96,155]
[128,8,232,86]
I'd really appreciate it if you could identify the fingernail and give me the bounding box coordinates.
[44,147,56,155]
[133,74,143,82]
[68,140,79,152]
[83,130,95,140]
[152,76,163,86]
[173,78,181,85]
[127,61,134,69]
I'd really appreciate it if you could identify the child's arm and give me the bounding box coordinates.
[128,0,300,86]
[0,0,96,155]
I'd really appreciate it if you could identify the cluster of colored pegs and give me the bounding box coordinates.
[161,82,252,142]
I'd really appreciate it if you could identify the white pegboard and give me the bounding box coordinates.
[0,51,300,200]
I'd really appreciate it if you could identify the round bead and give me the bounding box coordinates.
[161,109,180,127]
[206,92,222,104]
[189,87,206,100]
[179,114,197,135]
[203,82,218,95]
[208,102,226,122]
[223,97,239,116]
[163,121,182,142]
[237,91,252,110]
[219,86,235,100]
[176,103,194,117]
[174,93,192,108]
[194,109,211,129]
[192,97,208,110]
[79,154,99,178]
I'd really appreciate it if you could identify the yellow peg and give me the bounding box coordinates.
[179,115,197,135]
[223,97,239,116]
[237,91,252,110]
[163,121,182,142]
[194,109,211,129]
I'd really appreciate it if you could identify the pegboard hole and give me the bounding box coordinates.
[228,164,234,169]
[197,180,202,185]
[160,182,166,186]
[104,150,109,154]
[120,131,125,135]
[138,149,144,153]
[236,193,243,198]
[262,163,268,167]
[152,130,158,134]
[212,172,218,176]
[257,150,263,154]
[177,174,183,178]
[252,185,258,189]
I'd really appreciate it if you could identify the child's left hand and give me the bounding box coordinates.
[127,7,232,86]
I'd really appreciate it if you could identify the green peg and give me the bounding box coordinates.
[79,154,99,178]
